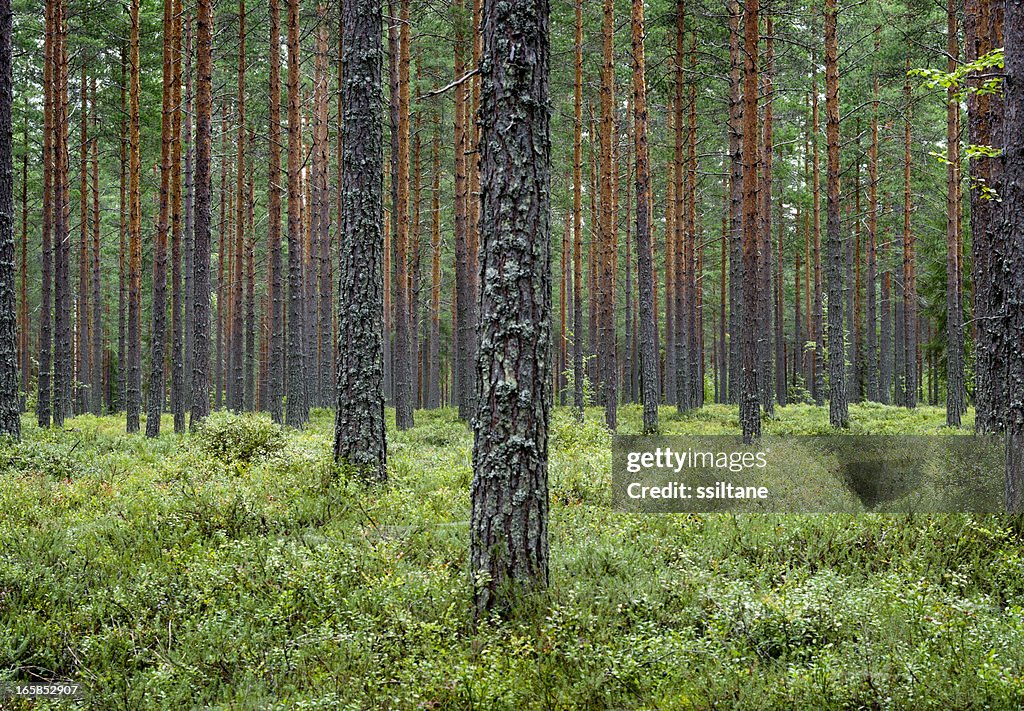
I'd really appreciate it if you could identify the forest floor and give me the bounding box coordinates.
[2,403,1024,709]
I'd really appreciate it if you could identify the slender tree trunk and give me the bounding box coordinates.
[77,64,89,416]
[312,2,332,410]
[824,0,847,427]
[867,28,880,402]
[394,0,414,430]
[182,12,194,416]
[470,0,551,618]
[760,16,775,415]
[170,6,184,432]
[903,61,917,409]
[126,0,142,432]
[19,110,26,410]
[0,0,17,438]
[146,0,175,436]
[190,0,213,427]
[335,0,386,481]
[226,0,246,413]
[428,117,441,409]
[632,0,658,433]
[53,0,71,426]
[266,0,284,423]
[286,0,308,426]
[571,0,584,419]
[453,0,474,420]
[811,65,824,407]
[727,0,742,405]
[599,0,616,430]
[946,1,966,427]
[37,0,54,428]
[740,0,761,443]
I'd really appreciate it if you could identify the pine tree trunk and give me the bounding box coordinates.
[947,0,966,427]
[760,17,775,415]
[286,0,308,427]
[740,0,761,443]
[182,12,194,417]
[632,0,658,433]
[37,0,54,428]
[428,118,441,409]
[313,2,332,411]
[394,0,414,430]
[170,6,184,432]
[335,0,386,480]
[824,0,847,427]
[266,0,284,423]
[190,0,213,427]
[599,0,617,430]
[53,0,71,426]
[811,67,824,408]
[903,62,917,409]
[126,0,142,432]
[867,28,880,402]
[77,64,89,416]
[727,0,742,405]
[90,77,103,416]
[0,0,18,438]
[470,0,551,618]
[227,0,246,413]
[1006,0,1024,508]
[146,0,175,437]
[572,0,584,419]
[968,0,1006,433]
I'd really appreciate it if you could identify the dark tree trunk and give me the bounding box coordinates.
[739,0,760,443]
[0,0,18,438]
[77,65,89,416]
[572,0,584,420]
[228,0,246,413]
[267,0,283,423]
[632,0,658,433]
[824,0,847,428]
[812,68,824,408]
[428,118,441,409]
[37,0,54,428]
[599,0,616,430]
[471,0,551,618]
[182,12,194,417]
[90,77,103,417]
[190,0,213,427]
[867,27,880,402]
[968,0,1006,433]
[393,0,414,430]
[53,0,71,426]
[903,65,917,409]
[760,17,775,415]
[285,0,308,427]
[727,0,742,405]
[335,0,386,481]
[1003,0,1024,509]
[147,0,175,437]
[453,0,475,421]
[170,7,184,432]
[126,0,142,433]
[314,3,333,411]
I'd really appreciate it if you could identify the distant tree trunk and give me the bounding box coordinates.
[811,67,824,407]
[673,1,688,414]
[560,212,570,405]
[665,96,676,406]
[313,2,332,410]
[727,0,742,405]
[182,12,194,416]
[968,0,1006,433]
[77,64,89,416]
[266,0,283,423]
[286,0,308,427]
[335,0,386,481]
[824,0,847,428]
[19,111,27,410]
[740,0,760,443]
[227,0,246,413]
[126,0,142,432]
[190,0,213,427]
[572,0,584,420]
[37,0,54,428]
[0,0,18,438]
[453,0,474,420]
[90,76,103,416]
[244,158,256,412]
[470,0,551,618]
[170,7,184,432]
[947,0,966,427]
[632,0,658,433]
[394,0,414,430]
[53,0,71,426]
[903,62,917,409]
[146,0,175,437]
[1003,0,1024,509]
[427,117,441,409]
[867,27,880,403]
[599,0,616,430]
[760,16,775,415]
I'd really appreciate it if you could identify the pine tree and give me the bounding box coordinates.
[0,0,18,439]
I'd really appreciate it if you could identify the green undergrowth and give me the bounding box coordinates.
[1,404,1022,709]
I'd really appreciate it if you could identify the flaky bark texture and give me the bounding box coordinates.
[632,0,658,434]
[335,0,386,482]
[824,0,847,428]
[470,0,551,618]
[1004,0,1024,511]
[0,0,18,438]
[190,0,213,428]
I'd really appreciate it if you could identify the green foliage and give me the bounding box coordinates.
[193,411,286,468]
[1,405,1021,709]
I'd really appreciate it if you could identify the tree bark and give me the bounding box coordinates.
[37,0,54,428]
[572,0,584,420]
[599,0,617,430]
[286,0,308,427]
[170,6,184,431]
[824,0,847,428]
[632,0,658,433]
[947,0,966,427]
[126,0,142,432]
[266,0,284,423]
[394,0,414,430]
[335,0,386,481]
[740,0,761,443]
[471,0,551,618]
[0,0,18,438]
[190,0,214,427]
